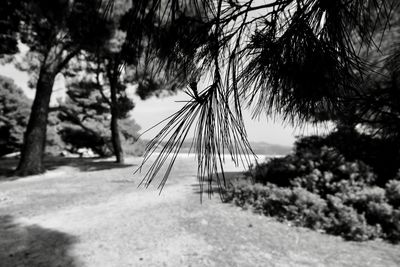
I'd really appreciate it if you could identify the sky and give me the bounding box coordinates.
[129,90,333,146]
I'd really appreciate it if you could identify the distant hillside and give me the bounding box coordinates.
[249,141,292,156]
[147,139,292,156]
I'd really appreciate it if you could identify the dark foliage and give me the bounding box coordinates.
[0,1,21,55]
[58,70,141,157]
[326,128,400,184]
[250,134,378,192]
[0,76,31,156]
[59,126,111,157]
[293,128,400,184]
[119,0,399,191]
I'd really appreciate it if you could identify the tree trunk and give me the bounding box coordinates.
[109,81,124,164]
[15,68,57,176]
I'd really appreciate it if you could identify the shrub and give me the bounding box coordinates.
[292,130,400,185]
[386,179,400,208]
[366,202,393,227]
[249,157,302,187]
[257,185,293,218]
[258,146,377,197]
[224,182,387,241]
[223,179,258,208]
[225,135,400,243]
[59,126,112,157]
[325,195,381,241]
[325,128,400,184]
[294,135,326,155]
[336,186,400,242]
[386,209,400,242]
[342,187,386,211]
[225,179,400,242]
[0,76,31,156]
[224,181,327,229]
[289,187,328,229]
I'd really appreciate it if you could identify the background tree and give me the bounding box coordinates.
[66,0,197,163]
[59,52,140,159]
[0,76,31,157]
[84,0,134,163]
[12,0,111,175]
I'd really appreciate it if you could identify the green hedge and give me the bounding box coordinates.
[224,136,400,243]
[224,179,400,242]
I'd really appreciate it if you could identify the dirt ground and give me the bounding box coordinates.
[1,156,400,267]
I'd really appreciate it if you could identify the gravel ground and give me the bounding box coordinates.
[0,156,399,267]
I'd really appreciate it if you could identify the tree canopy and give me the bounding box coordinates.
[0,1,21,55]
[119,0,399,190]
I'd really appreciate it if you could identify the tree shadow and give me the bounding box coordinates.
[190,183,223,195]
[191,171,245,195]
[44,157,136,173]
[0,158,19,178]
[0,157,136,180]
[0,215,78,267]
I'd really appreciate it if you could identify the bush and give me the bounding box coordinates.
[294,129,400,184]
[336,186,400,242]
[386,210,400,242]
[224,179,262,208]
[0,76,31,156]
[249,157,301,187]
[386,179,400,208]
[289,187,328,229]
[257,185,293,218]
[59,126,112,157]
[342,187,386,211]
[225,181,328,229]
[224,181,389,241]
[325,195,381,241]
[322,127,400,184]
[226,138,400,242]
[250,186,328,229]
[294,135,326,155]
[224,134,400,243]
[251,144,376,197]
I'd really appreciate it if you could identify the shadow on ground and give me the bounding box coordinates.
[191,171,245,195]
[0,215,78,267]
[44,157,135,172]
[0,157,136,179]
[190,183,223,195]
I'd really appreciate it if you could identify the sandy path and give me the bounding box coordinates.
[1,156,400,267]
